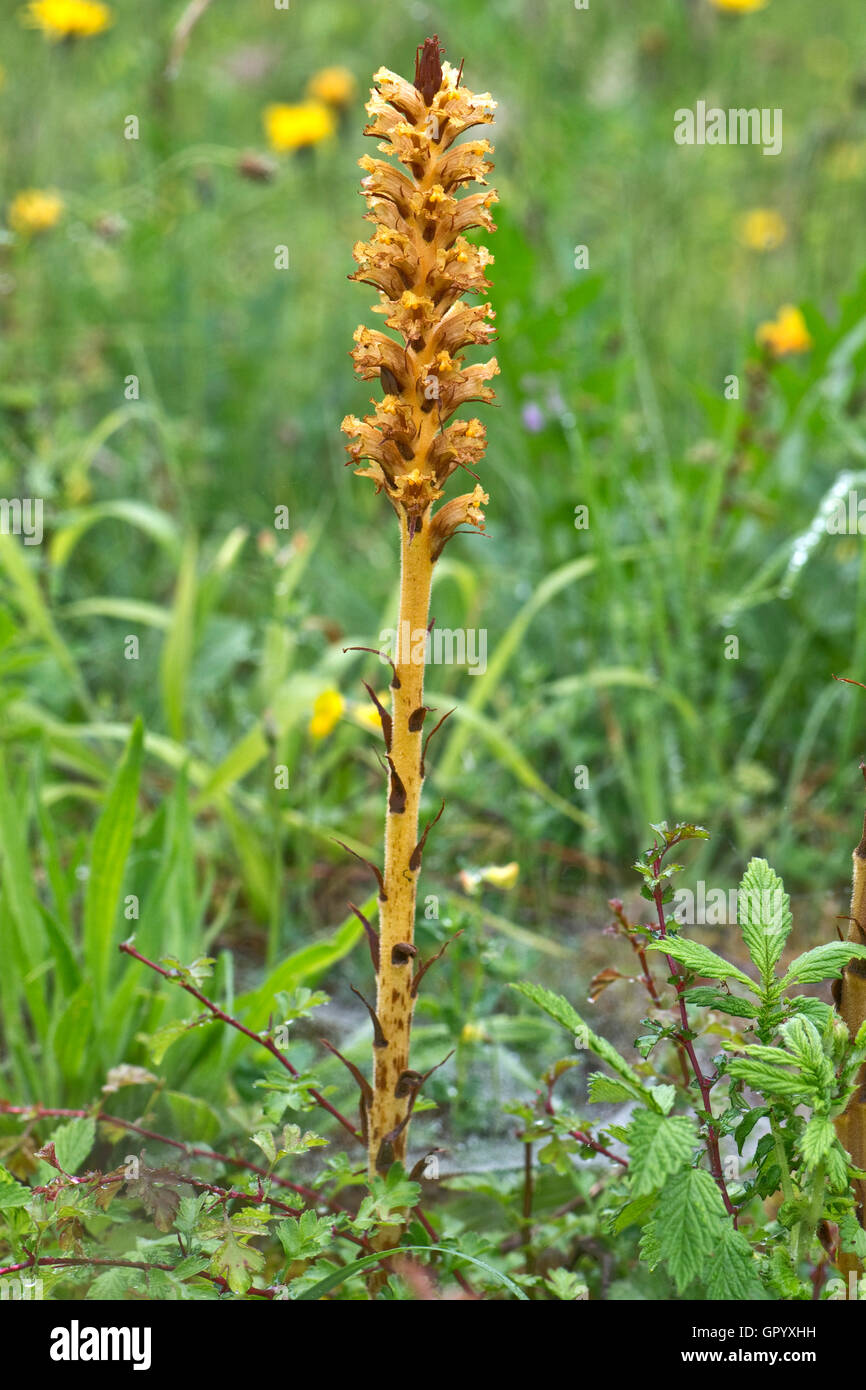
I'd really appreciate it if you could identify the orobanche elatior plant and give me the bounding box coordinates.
[515,822,866,1299]
[340,35,497,1187]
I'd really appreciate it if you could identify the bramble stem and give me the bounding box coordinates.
[651,849,735,1217]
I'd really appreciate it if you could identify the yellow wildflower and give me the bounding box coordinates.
[459,862,520,894]
[309,689,344,739]
[738,208,787,252]
[307,66,356,108]
[756,305,813,356]
[24,0,113,40]
[8,189,64,234]
[264,101,336,153]
[460,1022,488,1044]
[708,0,768,12]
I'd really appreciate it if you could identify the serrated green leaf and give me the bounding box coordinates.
[648,1084,677,1115]
[611,1192,657,1234]
[704,1224,765,1300]
[628,1111,696,1197]
[798,1115,836,1171]
[0,1164,31,1209]
[839,1211,866,1258]
[512,981,663,1110]
[683,986,758,1018]
[52,1117,96,1175]
[725,1058,814,1101]
[646,937,754,990]
[587,1073,642,1105]
[781,942,866,988]
[737,859,792,987]
[654,1167,729,1293]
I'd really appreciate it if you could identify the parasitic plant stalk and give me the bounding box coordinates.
[341,36,498,1187]
[834,767,866,1290]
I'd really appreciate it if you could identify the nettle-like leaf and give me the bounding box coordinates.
[798,1115,836,1172]
[653,1166,729,1294]
[683,986,758,1018]
[0,1163,31,1209]
[646,937,754,990]
[512,981,664,1111]
[779,1015,826,1071]
[781,942,866,987]
[627,1111,696,1197]
[737,859,792,987]
[51,1117,96,1175]
[725,1057,815,1102]
[704,1223,764,1301]
[839,1210,866,1258]
[611,1192,657,1234]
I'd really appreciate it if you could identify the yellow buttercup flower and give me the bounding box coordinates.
[264,101,336,153]
[458,862,520,894]
[708,0,768,12]
[756,305,812,356]
[307,67,356,108]
[460,1022,488,1044]
[24,0,113,40]
[739,208,787,252]
[309,689,344,739]
[8,189,64,234]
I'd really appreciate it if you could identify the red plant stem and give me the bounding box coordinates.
[651,854,735,1216]
[118,942,361,1142]
[0,1100,372,1253]
[569,1129,629,1169]
[0,1254,275,1299]
[1,1102,317,1201]
[612,900,691,1089]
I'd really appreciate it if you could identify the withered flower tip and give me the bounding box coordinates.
[414,34,445,105]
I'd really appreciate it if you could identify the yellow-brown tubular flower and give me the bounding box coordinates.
[341,37,497,1188]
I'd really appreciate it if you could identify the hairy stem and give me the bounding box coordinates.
[368,517,434,1177]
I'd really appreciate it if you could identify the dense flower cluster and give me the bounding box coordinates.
[342,41,498,552]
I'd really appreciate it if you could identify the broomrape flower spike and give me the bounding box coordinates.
[342,36,498,1187]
